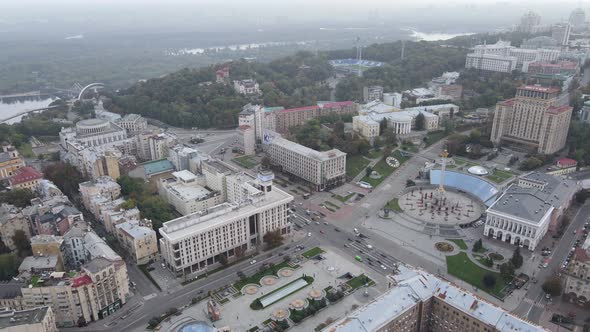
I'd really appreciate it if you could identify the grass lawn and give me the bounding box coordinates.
[367,150,382,159]
[447,239,468,250]
[346,155,370,178]
[361,150,410,187]
[346,274,375,290]
[234,261,293,291]
[324,201,340,209]
[385,198,402,212]
[446,252,506,297]
[486,169,514,184]
[302,247,325,259]
[425,131,449,147]
[18,143,35,158]
[333,193,355,203]
[232,155,258,169]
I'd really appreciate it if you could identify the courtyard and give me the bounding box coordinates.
[152,248,384,332]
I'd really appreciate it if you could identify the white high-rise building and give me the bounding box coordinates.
[159,171,292,277]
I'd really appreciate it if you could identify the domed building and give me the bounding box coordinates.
[60,118,127,150]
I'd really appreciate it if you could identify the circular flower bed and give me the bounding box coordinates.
[386,157,400,168]
[278,268,294,277]
[261,276,278,286]
[243,284,260,295]
[435,242,453,252]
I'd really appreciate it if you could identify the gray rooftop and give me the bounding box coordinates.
[0,307,51,329]
[0,280,24,299]
[270,136,346,162]
[18,255,59,272]
[488,172,577,224]
[83,257,113,274]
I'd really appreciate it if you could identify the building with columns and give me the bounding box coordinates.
[353,101,439,141]
[484,172,577,250]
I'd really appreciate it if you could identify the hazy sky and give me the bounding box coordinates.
[0,0,588,36]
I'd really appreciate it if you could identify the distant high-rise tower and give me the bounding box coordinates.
[569,8,586,30]
[518,11,542,33]
[356,37,363,77]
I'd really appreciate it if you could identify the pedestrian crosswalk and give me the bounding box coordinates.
[523,297,545,309]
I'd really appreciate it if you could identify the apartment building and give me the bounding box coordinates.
[0,144,25,180]
[8,166,43,192]
[324,266,547,332]
[490,85,572,154]
[20,258,129,327]
[158,170,223,216]
[115,219,158,264]
[148,133,177,161]
[465,53,518,73]
[363,85,384,102]
[265,133,346,191]
[0,307,57,332]
[159,171,292,277]
[116,114,147,134]
[79,177,121,214]
[0,204,31,252]
[564,239,590,305]
[30,235,65,272]
[168,145,200,171]
[484,172,577,250]
[273,102,357,133]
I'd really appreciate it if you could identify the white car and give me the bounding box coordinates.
[380,265,387,270]
[366,244,373,250]
[308,232,312,237]
[250,260,257,265]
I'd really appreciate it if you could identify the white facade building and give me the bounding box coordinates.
[466,40,560,73]
[363,86,384,102]
[233,79,261,95]
[168,144,199,171]
[465,53,518,73]
[383,92,402,108]
[157,170,223,216]
[159,171,292,277]
[116,114,147,134]
[59,118,127,150]
[265,133,346,191]
[484,172,577,250]
[148,132,177,161]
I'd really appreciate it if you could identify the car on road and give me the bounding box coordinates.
[353,228,359,233]
[315,221,320,225]
[334,227,340,232]
[344,244,349,248]
[380,265,387,270]
[366,244,373,250]
[161,263,166,268]
[324,222,328,225]
[320,230,325,234]
[355,255,363,262]
[307,232,312,237]
[250,260,257,265]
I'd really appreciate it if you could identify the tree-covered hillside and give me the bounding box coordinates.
[110,40,469,129]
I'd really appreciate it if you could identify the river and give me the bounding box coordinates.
[0,96,58,124]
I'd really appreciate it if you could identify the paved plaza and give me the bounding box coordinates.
[149,249,385,332]
[399,187,483,226]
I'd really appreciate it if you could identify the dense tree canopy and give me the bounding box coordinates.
[110,51,333,129]
[0,189,35,208]
[43,162,88,198]
[117,175,175,232]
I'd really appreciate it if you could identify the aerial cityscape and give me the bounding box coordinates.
[2,1,590,331]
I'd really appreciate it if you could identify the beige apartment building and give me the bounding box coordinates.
[564,243,590,305]
[0,144,25,180]
[79,177,121,213]
[159,171,293,277]
[115,220,158,264]
[157,170,223,216]
[491,85,572,154]
[30,235,65,272]
[325,267,547,332]
[265,133,346,191]
[21,258,130,327]
[0,204,31,252]
[0,307,57,332]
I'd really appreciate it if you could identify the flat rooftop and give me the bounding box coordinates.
[0,307,51,329]
[270,136,346,162]
[160,184,293,242]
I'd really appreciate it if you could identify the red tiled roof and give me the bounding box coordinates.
[321,101,354,108]
[547,105,572,114]
[573,248,590,263]
[9,166,42,186]
[528,61,578,69]
[238,125,251,130]
[519,85,560,94]
[557,157,577,167]
[497,98,516,106]
[72,275,93,287]
[279,105,320,113]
